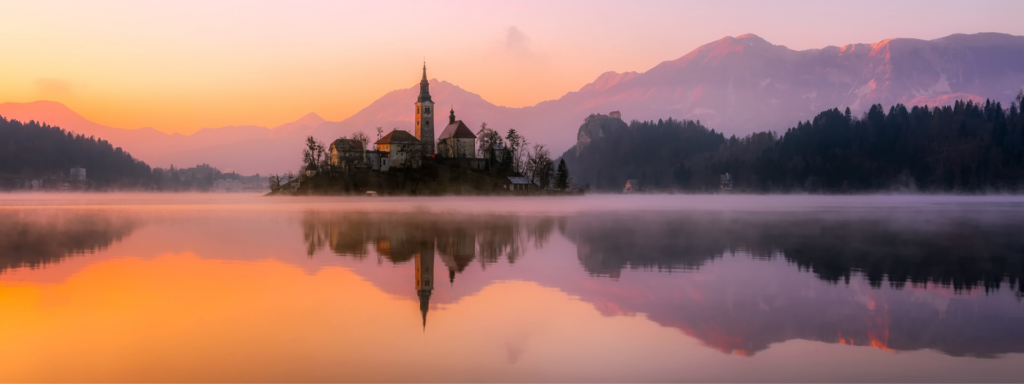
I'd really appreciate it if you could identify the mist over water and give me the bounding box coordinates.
[1,193,1023,382]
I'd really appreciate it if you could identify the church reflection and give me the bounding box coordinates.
[302,212,559,327]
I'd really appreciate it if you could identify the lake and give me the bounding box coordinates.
[1,194,1023,382]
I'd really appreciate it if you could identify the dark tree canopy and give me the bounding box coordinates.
[563,99,1024,192]
[0,116,152,188]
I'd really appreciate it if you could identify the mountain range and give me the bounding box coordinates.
[2,32,1023,175]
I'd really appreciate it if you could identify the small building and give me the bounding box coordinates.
[329,138,366,170]
[375,129,423,169]
[437,108,477,158]
[505,176,531,191]
[486,142,507,162]
[624,179,640,193]
[70,167,86,181]
[304,163,318,177]
[720,173,734,191]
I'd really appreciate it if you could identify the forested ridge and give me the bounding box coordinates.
[563,96,1024,192]
[0,116,152,188]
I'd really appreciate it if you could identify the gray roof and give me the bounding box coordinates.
[507,176,530,184]
[331,138,364,152]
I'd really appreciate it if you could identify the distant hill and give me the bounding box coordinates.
[0,116,152,188]
[4,32,1023,175]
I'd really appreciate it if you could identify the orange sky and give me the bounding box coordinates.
[1,0,1023,134]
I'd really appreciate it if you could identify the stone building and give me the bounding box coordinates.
[375,129,423,169]
[329,138,367,170]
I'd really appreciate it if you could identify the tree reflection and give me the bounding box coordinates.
[0,210,137,274]
[564,211,1024,295]
[302,212,559,269]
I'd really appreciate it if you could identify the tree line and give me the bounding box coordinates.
[0,116,263,191]
[0,116,152,188]
[563,94,1024,192]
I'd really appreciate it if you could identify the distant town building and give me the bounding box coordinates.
[375,129,423,169]
[609,110,622,119]
[624,179,640,193]
[415,63,435,155]
[69,167,86,181]
[720,173,734,191]
[437,108,477,158]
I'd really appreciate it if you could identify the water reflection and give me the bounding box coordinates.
[301,210,1024,358]
[0,210,137,274]
[565,211,1024,294]
[302,212,560,326]
[0,198,1022,381]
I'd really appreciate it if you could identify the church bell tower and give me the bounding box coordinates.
[415,63,435,155]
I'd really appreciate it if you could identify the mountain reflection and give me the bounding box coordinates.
[565,211,1024,294]
[0,210,137,274]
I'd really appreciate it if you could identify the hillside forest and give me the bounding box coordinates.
[0,116,262,191]
[562,95,1024,192]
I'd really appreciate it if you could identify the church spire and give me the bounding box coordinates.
[418,289,431,330]
[418,62,432,103]
[449,106,456,125]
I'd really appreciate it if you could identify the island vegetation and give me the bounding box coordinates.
[272,126,578,196]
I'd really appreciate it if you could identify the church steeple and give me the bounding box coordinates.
[418,63,432,103]
[415,63,436,154]
[449,107,456,125]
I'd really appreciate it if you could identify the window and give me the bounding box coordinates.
[425,107,431,114]
[417,106,421,114]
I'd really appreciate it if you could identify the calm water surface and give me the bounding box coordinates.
[1,194,1023,382]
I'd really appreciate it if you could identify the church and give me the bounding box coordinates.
[329,64,480,172]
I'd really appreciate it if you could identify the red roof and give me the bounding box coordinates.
[375,129,421,145]
[438,120,477,139]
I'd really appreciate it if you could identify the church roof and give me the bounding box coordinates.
[375,130,421,145]
[438,120,477,139]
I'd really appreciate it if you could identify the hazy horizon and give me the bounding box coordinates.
[3,0,1024,135]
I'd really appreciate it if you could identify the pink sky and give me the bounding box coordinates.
[1,0,1022,134]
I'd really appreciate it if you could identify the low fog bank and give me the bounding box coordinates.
[1,193,1024,216]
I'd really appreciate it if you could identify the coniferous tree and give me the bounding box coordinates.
[555,159,569,190]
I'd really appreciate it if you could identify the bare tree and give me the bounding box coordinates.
[351,131,369,147]
[268,174,281,190]
[302,136,328,172]
[526,144,554,189]
[477,123,505,161]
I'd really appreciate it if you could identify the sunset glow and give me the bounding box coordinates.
[2,0,1022,134]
